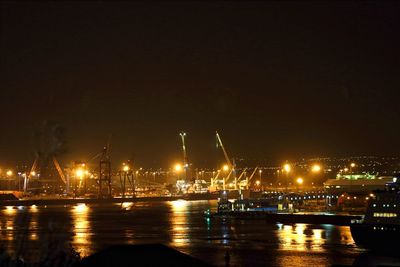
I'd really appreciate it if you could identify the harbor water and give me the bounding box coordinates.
[0,200,396,266]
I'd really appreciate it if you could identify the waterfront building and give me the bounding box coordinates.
[324,173,393,194]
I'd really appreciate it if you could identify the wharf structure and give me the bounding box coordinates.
[324,173,393,195]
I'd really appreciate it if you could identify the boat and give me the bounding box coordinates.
[350,176,400,251]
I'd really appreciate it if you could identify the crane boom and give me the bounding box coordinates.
[248,167,259,182]
[53,157,67,184]
[28,156,38,179]
[211,170,221,186]
[237,168,247,182]
[216,131,232,166]
[225,168,234,182]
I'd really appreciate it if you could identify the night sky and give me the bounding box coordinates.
[1,2,400,168]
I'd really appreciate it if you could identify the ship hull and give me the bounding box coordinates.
[350,223,400,251]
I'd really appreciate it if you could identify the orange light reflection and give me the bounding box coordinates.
[71,204,92,257]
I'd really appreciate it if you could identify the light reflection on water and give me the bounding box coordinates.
[71,203,92,257]
[1,207,15,242]
[4,206,16,216]
[0,201,364,266]
[277,223,354,253]
[279,223,322,252]
[168,200,190,247]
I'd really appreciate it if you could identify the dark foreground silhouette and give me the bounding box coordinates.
[0,244,212,267]
[78,244,212,267]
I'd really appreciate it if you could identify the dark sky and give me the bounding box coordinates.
[1,2,400,168]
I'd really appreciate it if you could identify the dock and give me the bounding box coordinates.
[207,211,362,225]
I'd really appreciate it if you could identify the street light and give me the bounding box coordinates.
[283,163,291,173]
[311,164,321,173]
[74,163,88,196]
[174,163,183,172]
[296,177,304,185]
[75,168,84,179]
[222,164,229,172]
[350,163,356,175]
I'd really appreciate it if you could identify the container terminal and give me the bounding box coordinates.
[0,132,397,217]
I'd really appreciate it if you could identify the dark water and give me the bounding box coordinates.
[0,200,397,266]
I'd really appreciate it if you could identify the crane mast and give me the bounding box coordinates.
[179,132,187,166]
[179,132,188,180]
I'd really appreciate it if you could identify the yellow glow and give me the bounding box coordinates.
[30,233,38,241]
[30,171,36,176]
[222,164,229,172]
[312,229,323,247]
[296,177,304,185]
[283,163,291,173]
[4,206,16,215]
[350,163,356,168]
[174,163,183,172]
[170,199,187,211]
[344,168,349,172]
[121,202,133,210]
[30,204,38,213]
[169,200,189,247]
[338,226,354,244]
[71,203,91,257]
[74,203,88,213]
[278,224,325,252]
[75,169,84,178]
[311,164,321,173]
[123,165,130,172]
[29,218,38,241]
[6,170,13,177]
[255,180,261,186]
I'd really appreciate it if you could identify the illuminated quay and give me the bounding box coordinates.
[1,137,399,214]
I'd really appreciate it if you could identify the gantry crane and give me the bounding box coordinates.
[25,155,66,193]
[246,167,259,189]
[210,170,221,188]
[235,168,247,189]
[98,136,112,198]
